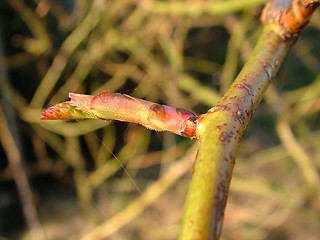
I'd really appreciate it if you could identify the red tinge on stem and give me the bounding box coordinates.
[40,91,199,138]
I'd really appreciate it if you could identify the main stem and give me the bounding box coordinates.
[178,23,295,240]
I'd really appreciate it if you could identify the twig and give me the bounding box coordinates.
[29,0,106,108]
[80,143,199,240]
[0,23,46,240]
[0,105,46,240]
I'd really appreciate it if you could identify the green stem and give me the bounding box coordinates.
[179,23,295,240]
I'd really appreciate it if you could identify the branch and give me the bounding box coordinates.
[0,105,45,240]
[178,0,319,239]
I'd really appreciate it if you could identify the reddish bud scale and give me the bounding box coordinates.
[40,102,92,120]
[277,0,320,38]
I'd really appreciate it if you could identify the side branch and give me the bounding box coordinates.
[41,91,198,138]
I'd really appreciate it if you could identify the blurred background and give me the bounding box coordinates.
[0,0,320,239]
